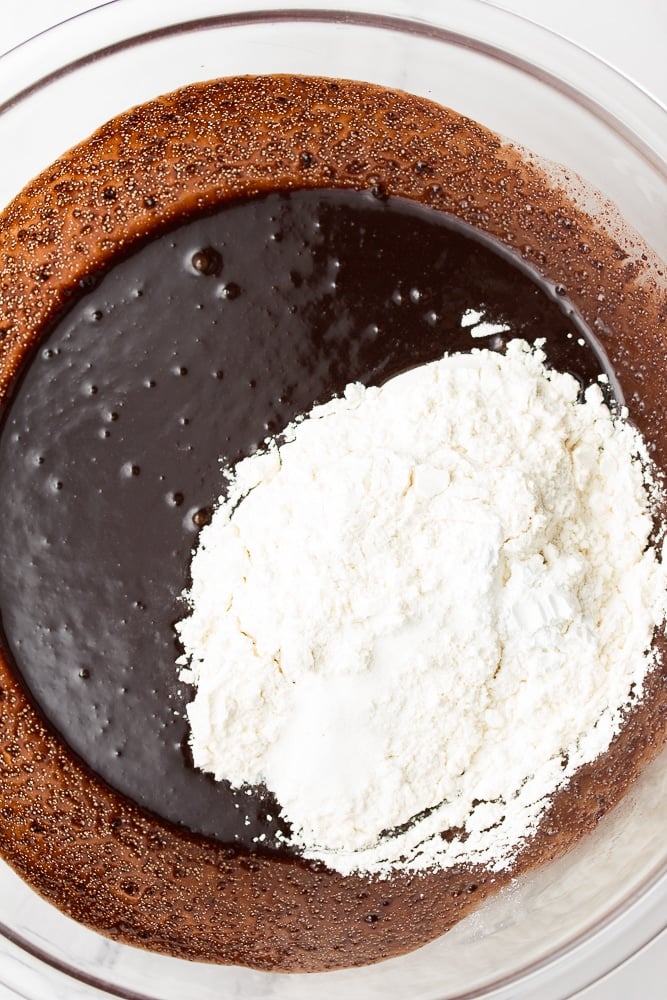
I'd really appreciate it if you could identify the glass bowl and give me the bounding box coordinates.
[0,1,666,998]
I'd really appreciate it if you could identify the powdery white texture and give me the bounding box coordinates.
[176,341,667,876]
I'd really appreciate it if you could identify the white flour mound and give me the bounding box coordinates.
[176,340,667,876]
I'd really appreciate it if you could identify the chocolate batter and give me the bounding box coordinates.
[0,188,611,845]
[0,75,664,972]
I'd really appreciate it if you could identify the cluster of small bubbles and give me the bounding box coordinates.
[345,159,364,176]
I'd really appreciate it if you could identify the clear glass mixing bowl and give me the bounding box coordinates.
[0,2,666,998]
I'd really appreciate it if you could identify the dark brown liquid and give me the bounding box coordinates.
[0,187,613,849]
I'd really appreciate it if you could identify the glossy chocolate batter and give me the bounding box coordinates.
[0,75,665,972]
[0,188,611,846]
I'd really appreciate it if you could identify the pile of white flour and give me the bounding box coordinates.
[176,340,667,876]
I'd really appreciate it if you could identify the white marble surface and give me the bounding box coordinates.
[0,1,665,998]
